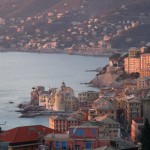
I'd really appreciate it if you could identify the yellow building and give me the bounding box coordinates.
[53,82,79,111]
[38,82,79,111]
[39,93,50,107]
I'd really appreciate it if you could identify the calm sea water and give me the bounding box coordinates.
[0,52,108,130]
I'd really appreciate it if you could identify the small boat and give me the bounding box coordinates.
[9,101,14,104]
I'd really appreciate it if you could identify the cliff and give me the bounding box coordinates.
[90,66,124,87]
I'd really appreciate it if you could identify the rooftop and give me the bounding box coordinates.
[0,125,57,143]
[94,115,120,125]
[50,115,66,120]
[111,137,137,149]
[133,117,144,124]
[93,98,116,110]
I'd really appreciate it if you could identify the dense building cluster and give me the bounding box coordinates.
[0,46,149,150]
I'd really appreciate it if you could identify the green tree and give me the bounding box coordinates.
[141,118,150,150]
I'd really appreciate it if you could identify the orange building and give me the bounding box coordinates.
[131,117,144,143]
[140,53,150,77]
[124,51,150,77]
[124,57,141,74]
[49,115,81,133]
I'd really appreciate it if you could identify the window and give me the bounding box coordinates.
[86,141,92,149]
[62,141,67,149]
[75,129,84,136]
[92,128,97,135]
[55,141,59,149]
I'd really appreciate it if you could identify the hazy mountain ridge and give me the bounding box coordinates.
[0,0,147,18]
[0,0,150,52]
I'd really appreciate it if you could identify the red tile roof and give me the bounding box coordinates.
[0,125,57,143]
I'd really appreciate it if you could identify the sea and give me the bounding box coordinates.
[0,52,108,130]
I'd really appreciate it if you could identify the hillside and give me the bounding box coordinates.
[0,0,147,18]
[0,0,62,17]
[109,0,150,49]
[0,0,150,53]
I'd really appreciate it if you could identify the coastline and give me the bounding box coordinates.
[0,48,111,57]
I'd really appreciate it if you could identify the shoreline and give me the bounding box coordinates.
[0,48,111,58]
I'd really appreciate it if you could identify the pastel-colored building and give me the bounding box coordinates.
[78,91,99,108]
[44,126,110,150]
[131,117,144,143]
[52,82,79,111]
[89,98,117,120]
[124,57,141,74]
[140,53,150,70]
[78,91,99,101]
[95,115,120,138]
[126,95,141,128]
[36,82,79,112]
[49,115,81,133]
[124,49,150,77]
[82,115,121,138]
[39,93,50,107]
[137,77,150,89]
[140,53,150,77]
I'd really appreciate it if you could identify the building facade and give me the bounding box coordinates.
[92,115,121,138]
[124,49,150,77]
[131,117,144,143]
[78,91,99,108]
[143,91,150,123]
[0,125,57,150]
[44,126,110,150]
[140,53,150,77]
[137,77,150,89]
[89,98,117,120]
[37,82,79,112]
[52,82,79,111]
[49,115,81,133]
[124,57,140,74]
[126,95,141,128]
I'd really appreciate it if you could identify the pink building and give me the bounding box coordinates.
[44,126,110,150]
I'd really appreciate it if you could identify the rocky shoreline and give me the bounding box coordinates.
[17,103,72,118]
